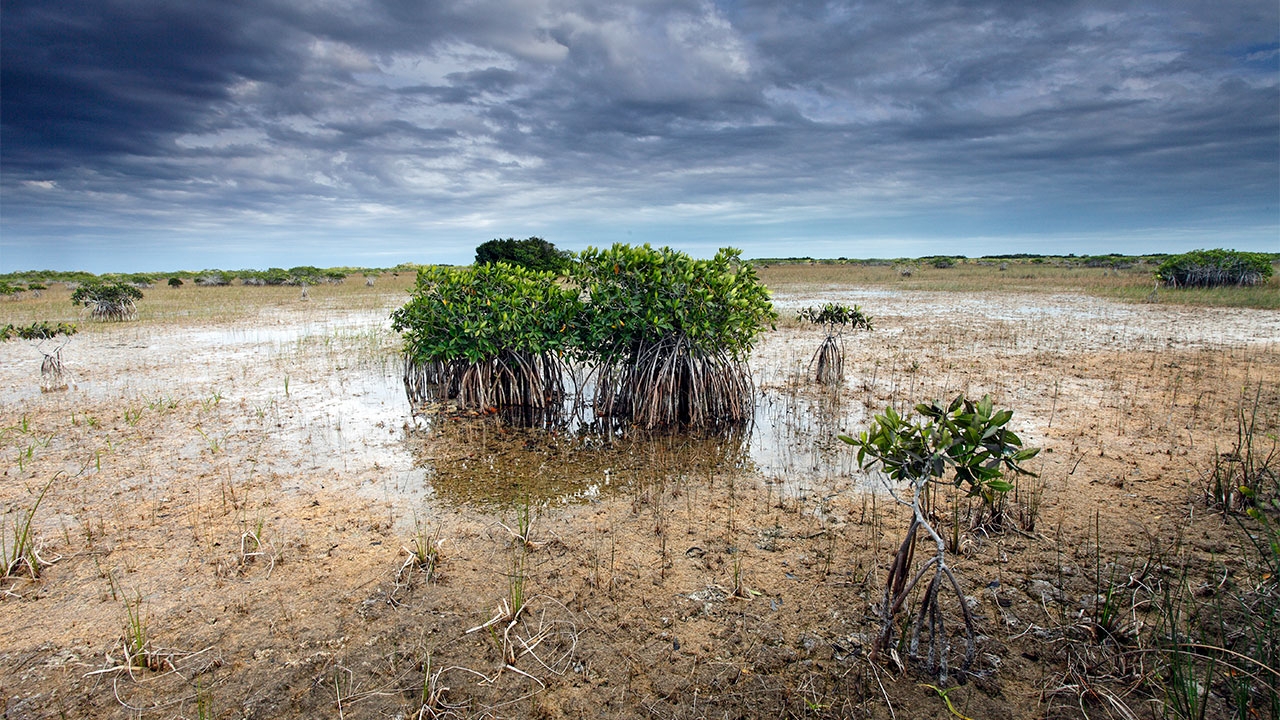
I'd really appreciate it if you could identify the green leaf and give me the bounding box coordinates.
[976,394,993,419]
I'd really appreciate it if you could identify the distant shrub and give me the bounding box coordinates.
[262,268,289,285]
[168,277,184,287]
[285,266,318,285]
[1156,249,1273,288]
[195,271,233,287]
[475,237,569,274]
[281,266,346,285]
[71,281,142,321]
[240,268,289,286]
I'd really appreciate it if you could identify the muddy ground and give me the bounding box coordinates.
[1,280,1277,719]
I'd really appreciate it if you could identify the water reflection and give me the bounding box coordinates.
[403,376,872,507]
[749,383,869,493]
[404,417,753,506]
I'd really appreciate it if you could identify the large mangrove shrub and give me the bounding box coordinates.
[843,394,1038,681]
[797,303,872,385]
[475,237,569,274]
[572,245,775,430]
[391,263,580,413]
[1156,249,1274,288]
[70,280,142,321]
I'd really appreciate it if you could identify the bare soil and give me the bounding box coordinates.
[1,282,1277,719]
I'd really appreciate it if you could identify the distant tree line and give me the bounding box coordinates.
[0,263,423,288]
[238,266,349,286]
[4,248,1275,290]
[750,251,1279,276]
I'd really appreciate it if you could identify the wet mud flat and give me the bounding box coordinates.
[1,283,1277,719]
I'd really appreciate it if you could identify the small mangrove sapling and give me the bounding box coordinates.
[797,303,872,385]
[1,321,77,392]
[842,393,1039,682]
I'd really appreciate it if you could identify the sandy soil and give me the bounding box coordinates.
[1,285,1277,719]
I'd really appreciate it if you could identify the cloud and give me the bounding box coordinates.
[1,0,1276,270]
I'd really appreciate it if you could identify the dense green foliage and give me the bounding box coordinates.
[0,322,77,341]
[845,394,1038,503]
[1156,249,1274,288]
[70,281,144,321]
[572,245,775,361]
[475,237,569,273]
[290,266,347,284]
[390,244,776,428]
[569,245,776,429]
[0,270,94,285]
[393,263,580,364]
[391,263,580,412]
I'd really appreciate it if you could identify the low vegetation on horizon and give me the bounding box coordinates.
[1,248,1276,310]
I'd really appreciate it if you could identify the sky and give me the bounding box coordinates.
[2,0,1277,273]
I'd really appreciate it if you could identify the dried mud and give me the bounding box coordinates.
[1,285,1277,719]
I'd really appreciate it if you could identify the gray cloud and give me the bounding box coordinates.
[2,0,1275,270]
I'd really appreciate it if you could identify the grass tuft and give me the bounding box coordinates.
[2,476,56,580]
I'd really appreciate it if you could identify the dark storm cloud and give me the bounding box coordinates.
[1,0,1276,270]
[2,0,303,169]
